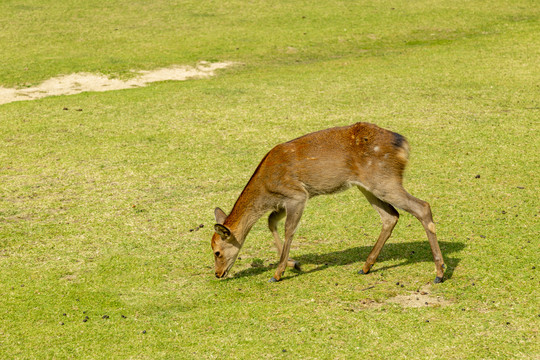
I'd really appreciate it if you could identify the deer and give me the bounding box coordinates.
[211,122,445,284]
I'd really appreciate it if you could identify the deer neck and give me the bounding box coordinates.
[223,185,268,246]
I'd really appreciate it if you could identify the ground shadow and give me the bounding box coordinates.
[230,240,464,281]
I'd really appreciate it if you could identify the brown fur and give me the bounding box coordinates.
[211,122,445,282]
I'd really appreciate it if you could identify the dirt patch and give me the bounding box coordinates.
[344,283,451,312]
[387,283,451,308]
[0,61,233,105]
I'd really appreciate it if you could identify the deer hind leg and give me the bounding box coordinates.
[268,209,301,271]
[375,186,446,283]
[269,199,306,282]
[357,187,400,275]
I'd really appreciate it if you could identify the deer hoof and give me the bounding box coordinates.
[293,261,302,271]
[434,276,444,284]
[358,269,368,275]
[269,277,280,283]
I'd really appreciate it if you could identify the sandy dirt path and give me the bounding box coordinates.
[0,61,233,105]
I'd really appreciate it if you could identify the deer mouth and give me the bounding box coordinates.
[215,264,233,279]
[215,253,240,279]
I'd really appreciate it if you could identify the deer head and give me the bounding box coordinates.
[211,207,241,278]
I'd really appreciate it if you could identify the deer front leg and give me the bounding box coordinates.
[268,209,302,271]
[269,200,306,282]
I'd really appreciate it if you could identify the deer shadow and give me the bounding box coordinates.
[230,240,464,281]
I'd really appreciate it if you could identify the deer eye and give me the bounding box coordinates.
[214,251,221,257]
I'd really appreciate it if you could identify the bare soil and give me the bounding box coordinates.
[0,61,233,105]
[387,283,452,308]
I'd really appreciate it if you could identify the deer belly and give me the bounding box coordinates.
[302,180,352,197]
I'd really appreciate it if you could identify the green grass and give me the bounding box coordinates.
[1,0,539,358]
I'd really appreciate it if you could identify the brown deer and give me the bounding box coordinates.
[211,122,445,283]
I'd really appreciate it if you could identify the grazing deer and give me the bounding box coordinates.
[211,122,445,283]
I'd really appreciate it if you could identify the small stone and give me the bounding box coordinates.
[474,174,480,179]
[142,330,147,334]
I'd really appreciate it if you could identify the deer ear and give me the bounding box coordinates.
[214,224,231,240]
[214,207,227,224]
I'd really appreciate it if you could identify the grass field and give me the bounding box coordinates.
[1,0,539,358]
